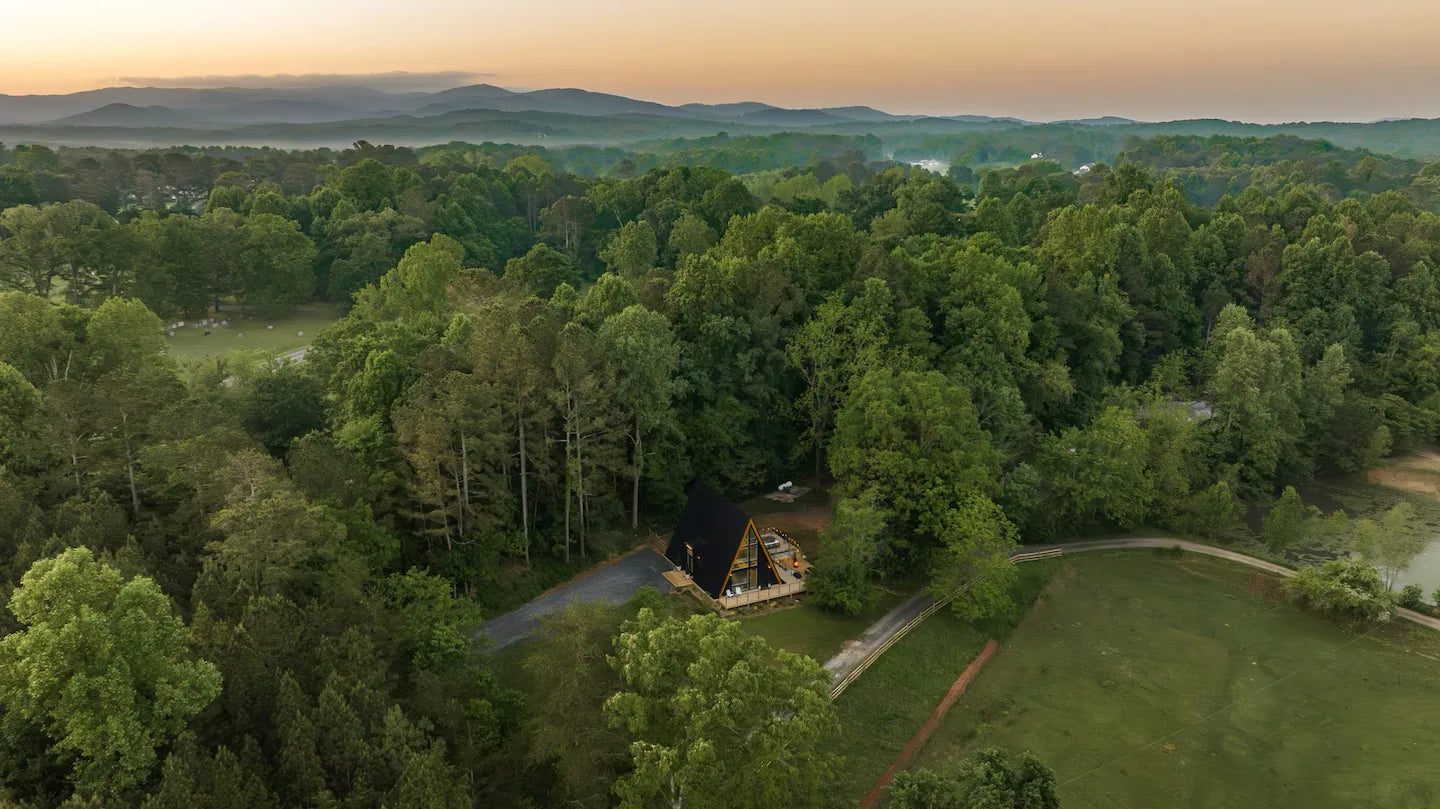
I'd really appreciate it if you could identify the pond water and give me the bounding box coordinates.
[1396,539,1440,598]
[1292,461,1440,601]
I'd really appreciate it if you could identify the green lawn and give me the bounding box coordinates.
[163,303,343,362]
[829,561,1060,802]
[913,552,1440,809]
[736,589,907,663]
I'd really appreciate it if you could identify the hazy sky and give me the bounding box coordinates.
[5,0,1440,122]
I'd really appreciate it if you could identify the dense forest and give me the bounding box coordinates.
[1,131,1440,808]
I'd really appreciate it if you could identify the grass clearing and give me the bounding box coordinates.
[828,561,1061,802]
[163,303,343,362]
[914,551,1440,809]
[736,589,907,663]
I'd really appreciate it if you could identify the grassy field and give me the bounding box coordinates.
[163,303,343,362]
[912,551,1440,809]
[828,561,1061,802]
[736,589,907,663]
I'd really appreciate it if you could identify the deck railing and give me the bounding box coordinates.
[717,580,805,609]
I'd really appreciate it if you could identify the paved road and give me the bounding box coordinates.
[275,347,308,364]
[480,549,675,650]
[823,537,1440,685]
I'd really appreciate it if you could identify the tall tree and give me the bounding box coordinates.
[605,609,837,809]
[598,305,681,528]
[552,322,624,558]
[0,548,221,795]
[238,214,316,313]
[830,367,1001,563]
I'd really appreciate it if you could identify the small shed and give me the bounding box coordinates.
[665,481,782,600]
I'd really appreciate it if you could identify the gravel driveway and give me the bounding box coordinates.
[480,549,674,650]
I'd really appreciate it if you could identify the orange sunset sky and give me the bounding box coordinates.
[4,0,1440,122]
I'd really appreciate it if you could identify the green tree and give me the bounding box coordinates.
[665,212,717,265]
[1205,305,1304,491]
[830,367,1000,563]
[0,204,60,296]
[808,494,886,615]
[523,601,630,809]
[788,280,891,481]
[1037,406,1154,532]
[599,219,659,277]
[886,749,1058,809]
[1184,480,1243,541]
[0,548,221,794]
[336,158,396,212]
[1353,501,1427,588]
[605,609,836,809]
[204,485,346,604]
[238,214,316,313]
[504,242,578,298]
[552,321,625,558]
[1284,558,1396,622]
[1262,485,1317,552]
[598,305,681,528]
[926,493,1020,619]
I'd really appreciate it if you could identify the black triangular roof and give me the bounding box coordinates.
[664,481,777,598]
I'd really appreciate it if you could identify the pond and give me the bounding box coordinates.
[1297,451,1440,600]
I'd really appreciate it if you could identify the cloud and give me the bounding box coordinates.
[112,71,494,93]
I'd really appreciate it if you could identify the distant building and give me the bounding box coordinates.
[1137,400,1214,423]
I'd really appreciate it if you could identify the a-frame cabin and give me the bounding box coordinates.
[664,481,782,599]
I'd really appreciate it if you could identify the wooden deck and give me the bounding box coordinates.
[662,569,696,589]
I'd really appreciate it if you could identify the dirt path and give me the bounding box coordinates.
[857,639,1000,809]
[823,590,935,683]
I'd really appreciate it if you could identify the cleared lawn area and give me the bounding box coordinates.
[736,589,907,663]
[915,551,1440,809]
[829,561,1061,802]
[163,303,343,362]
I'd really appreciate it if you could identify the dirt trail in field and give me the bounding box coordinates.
[857,639,1000,809]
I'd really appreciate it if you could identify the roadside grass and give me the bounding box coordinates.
[829,560,1061,802]
[914,551,1440,809]
[735,589,907,663]
[163,302,343,362]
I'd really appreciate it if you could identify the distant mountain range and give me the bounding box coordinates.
[0,82,1437,160]
[0,83,1035,129]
